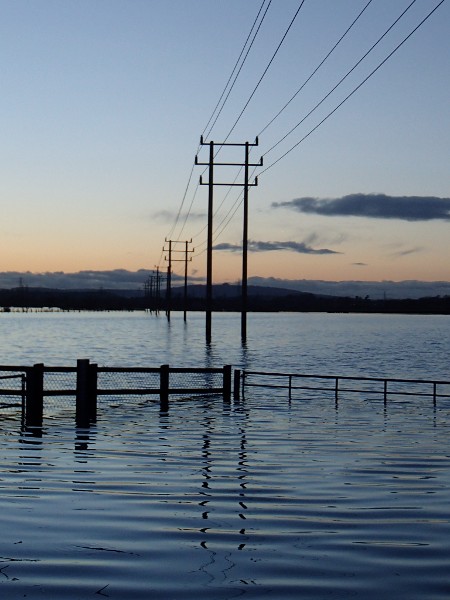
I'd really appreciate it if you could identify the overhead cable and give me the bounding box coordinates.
[221,0,308,145]
[165,1,271,246]
[257,0,374,138]
[260,0,447,176]
[202,0,271,141]
[189,0,308,249]
[263,0,418,159]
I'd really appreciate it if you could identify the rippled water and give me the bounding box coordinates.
[1,310,449,378]
[1,312,450,598]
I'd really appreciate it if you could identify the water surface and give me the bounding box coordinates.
[1,312,449,598]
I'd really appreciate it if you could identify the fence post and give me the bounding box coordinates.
[25,363,44,428]
[223,365,231,402]
[384,380,388,405]
[76,359,96,427]
[233,369,241,401]
[21,373,26,427]
[160,364,169,411]
[89,363,98,422]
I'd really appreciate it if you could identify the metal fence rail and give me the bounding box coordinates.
[0,361,232,428]
[242,370,450,404]
[0,373,26,408]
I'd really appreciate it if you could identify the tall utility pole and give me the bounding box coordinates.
[163,239,172,321]
[154,266,163,315]
[196,139,214,343]
[164,239,194,321]
[196,136,262,343]
[183,239,194,321]
[144,277,150,310]
[144,268,163,314]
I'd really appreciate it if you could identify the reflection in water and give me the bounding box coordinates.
[1,389,450,599]
[74,426,96,453]
[196,402,252,590]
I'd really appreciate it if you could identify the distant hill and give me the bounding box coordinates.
[1,281,449,314]
[248,276,450,300]
[170,283,323,299]
[0,270,448,300]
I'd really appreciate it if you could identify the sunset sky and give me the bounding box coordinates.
[1,0,449,287]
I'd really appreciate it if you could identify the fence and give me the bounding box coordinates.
[0,360,232,428]
[241,370,450,405]
[4,365,449,429]
[0,372,26,410]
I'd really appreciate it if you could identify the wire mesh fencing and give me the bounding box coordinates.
[0,371,26,409]
[0,362,232,426]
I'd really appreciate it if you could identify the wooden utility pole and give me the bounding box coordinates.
[183,240,194,321]
[163,239,173,321]
[196,136,261,343]
[164,239,194,321]
[153,266,163,315]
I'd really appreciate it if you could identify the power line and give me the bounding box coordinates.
[195,0,446,252]
[260,0,447,177]
[193,0,374,250]
[163,1,271,248]
[165,161,196,242]
[169,0,446,269]
[202,0,271,141]
[257,0,374,138]
[263,0,419,159]
[221,0,307,145]
[186,1,308,248]
[202,0,375,247]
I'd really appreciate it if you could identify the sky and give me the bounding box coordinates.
[1,0,449,288]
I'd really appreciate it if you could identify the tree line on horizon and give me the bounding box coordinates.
[0,285,449,315]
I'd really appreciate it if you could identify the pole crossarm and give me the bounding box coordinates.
[200,135,259,147]
[196,159,262,167]
[199,177,259,187]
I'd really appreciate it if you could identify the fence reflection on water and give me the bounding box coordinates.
[1,371,450,599]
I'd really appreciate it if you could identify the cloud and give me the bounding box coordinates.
[272,193,450,221]
[214,239,340,255]
[0,269,204,290]
[248,276,450,300]
[152,210,205,222]
[389,246,424,258]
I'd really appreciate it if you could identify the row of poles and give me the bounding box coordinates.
[145,137,262,344]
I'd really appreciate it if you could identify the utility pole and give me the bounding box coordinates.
[144,275,152,311]
[183,239,194,321]
[196,139,215,343]
[163,239,172,321]
[196,136,261,343]
[153,266,162,315]
[164,239,194,321]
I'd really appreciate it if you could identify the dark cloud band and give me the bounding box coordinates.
[0,269,203,290]
[273,193,450,221]
[214,240,339,255]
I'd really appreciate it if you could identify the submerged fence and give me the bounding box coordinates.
[2,364,450,429]
[241,370,450,405]
[0,360,232,428]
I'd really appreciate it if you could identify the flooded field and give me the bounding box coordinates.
[1,312,449,598]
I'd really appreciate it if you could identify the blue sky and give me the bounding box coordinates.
[1,0,449,286]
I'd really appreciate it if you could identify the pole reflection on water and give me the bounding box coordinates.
[1,312,450,598]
